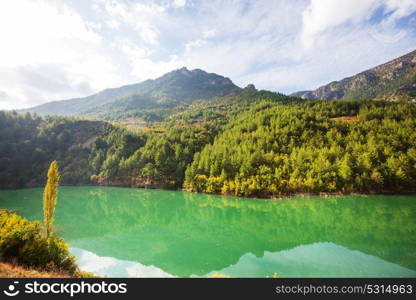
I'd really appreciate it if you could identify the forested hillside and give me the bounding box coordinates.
[0,111,104,187]
[2,95,416,197]
[184,101,416,197]
[1,90,294,190]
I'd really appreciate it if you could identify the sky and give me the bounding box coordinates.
[0,0,415,110]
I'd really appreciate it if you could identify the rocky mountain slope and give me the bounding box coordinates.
[21,67,241,120]
[291,49,416,102]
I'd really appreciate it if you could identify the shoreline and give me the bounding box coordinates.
[1,184,415,201]
[182,189,416,200]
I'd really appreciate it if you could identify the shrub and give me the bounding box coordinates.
[0,210,77,275]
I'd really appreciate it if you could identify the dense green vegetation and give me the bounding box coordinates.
[1,89,295,189]
[88,125,147,184]
[0,111,105,187]
[0,210,77,274]
[184,100,416,197]
[2,94,416,197]
[0,162,93,277]
[88,89,298,188]
[120,124,220,188]
[87,119,222,188]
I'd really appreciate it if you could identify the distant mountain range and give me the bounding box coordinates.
[21,49,416,120]
[291,49,416,102]
[21,67,241,120]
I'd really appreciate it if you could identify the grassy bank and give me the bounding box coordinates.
[0,262,70,278]
[0,262,96,278]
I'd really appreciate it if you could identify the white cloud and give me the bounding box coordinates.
[0,0,123,109]
[384,0,416,19]
[299,0,379,48]
[285,0,416,92]
[119,39,182,80]
[0,0,101,67]
[103,1,165,45]
[185,39,207,53]
[129,55,182,81]
[171,0,187,9]
[0,0,415,110]
[175,0,305,85]
[106,19,121,30]
[202,29,216,39]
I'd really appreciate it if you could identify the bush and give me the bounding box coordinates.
[0,210,77,275]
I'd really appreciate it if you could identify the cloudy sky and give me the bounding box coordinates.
[0,0,415,110]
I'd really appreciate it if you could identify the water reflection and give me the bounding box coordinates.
[204,242,416,278]
[71,242,416,278]
[0,187,415,277]
[70,248,175,278]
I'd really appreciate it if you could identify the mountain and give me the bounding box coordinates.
[291,49,416,102]
[21,51,416,120]
[22,67,241,120]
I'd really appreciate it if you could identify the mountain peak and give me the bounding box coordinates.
[161,67,236,87]
[22,67,241,118]
[171,66,208,76]
[165,66,202,78]
[177,66,191,73]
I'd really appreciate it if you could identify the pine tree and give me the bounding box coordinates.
[43,160,60,239]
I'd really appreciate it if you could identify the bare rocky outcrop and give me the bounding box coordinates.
[291,49,416,102]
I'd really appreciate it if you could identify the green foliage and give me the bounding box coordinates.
[119,123,219,188]
[0,111,104,188]
[43,161,60,239]
[87,88,292,188]
[2,93,416,198]
[88,124,147,184]
[0,210,77,274]
[184,100,416,197]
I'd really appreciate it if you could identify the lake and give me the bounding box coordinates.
[0,186,415,278]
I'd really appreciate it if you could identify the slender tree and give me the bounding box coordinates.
[43,160,60,239]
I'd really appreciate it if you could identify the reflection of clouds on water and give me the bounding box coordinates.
[3,187,415,277]
[70,247,175,278]
[125,264,174,278]
[202,242,416,278]
[75,249,116,271]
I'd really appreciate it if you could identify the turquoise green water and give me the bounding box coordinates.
[0,187,415,278]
